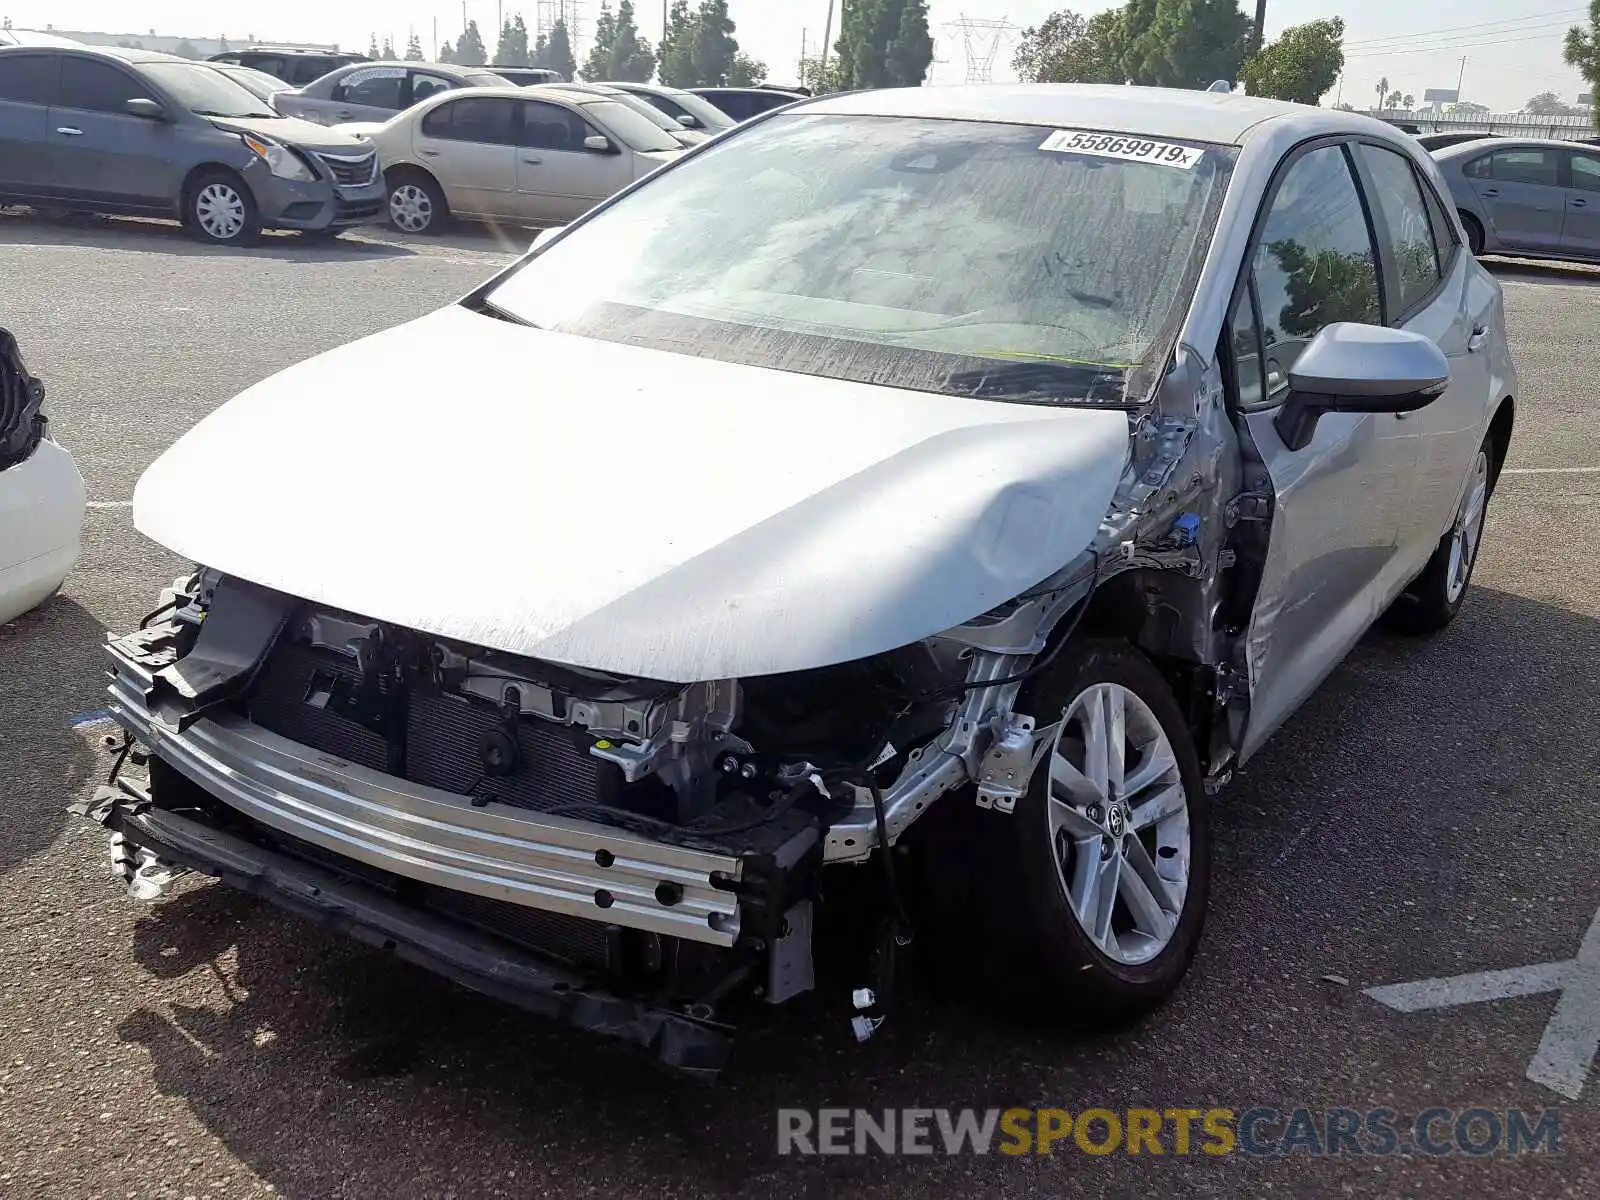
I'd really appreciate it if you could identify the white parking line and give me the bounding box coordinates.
[1365,903,1600,1099]
[1501,467,1600,476]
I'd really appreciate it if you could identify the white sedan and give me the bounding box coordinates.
[1,330,85,624]
[337,85,684,235]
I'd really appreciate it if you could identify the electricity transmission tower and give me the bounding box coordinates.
[946,15,1017,84]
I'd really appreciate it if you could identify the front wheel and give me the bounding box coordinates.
[936,638,1210,1021]
[387,171,448,235]
[184,170,260,246]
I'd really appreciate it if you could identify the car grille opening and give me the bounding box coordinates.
[315,151,378,188]
[244,641,623,815]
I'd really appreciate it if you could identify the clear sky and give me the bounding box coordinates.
[7,0,1589,112]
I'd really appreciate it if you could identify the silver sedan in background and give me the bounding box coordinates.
[276,60,510,126]
[1434,137,1600,261]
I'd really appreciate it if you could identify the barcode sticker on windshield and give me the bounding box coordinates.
[1039,129,1203,169]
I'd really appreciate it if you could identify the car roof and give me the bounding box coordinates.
[12,45,190,65]
[1432,135,1598,158]
[794,83,1394,147]
[411,84,599,107]
[334,59,497,78]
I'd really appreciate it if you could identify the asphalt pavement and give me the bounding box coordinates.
[1,211,1598,1198]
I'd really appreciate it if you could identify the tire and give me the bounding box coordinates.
[1386,439,1494,634]
[184,170,261,246]
[387,169,448,235]
[1460,210,1485,257]
[931,638,1210,1022]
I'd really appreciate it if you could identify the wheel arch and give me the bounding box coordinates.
[1487,395,1515,488]
[179,162,251,212]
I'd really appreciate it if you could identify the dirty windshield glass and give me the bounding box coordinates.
[487,114,1234,406]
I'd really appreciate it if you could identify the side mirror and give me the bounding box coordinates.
[583,134,614,153]
[677,114,700,128]
[125,97,166,120]
[1275,323,1449,451]
[530,226,566,251]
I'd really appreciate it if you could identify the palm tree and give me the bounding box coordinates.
[1375,76,1389,109]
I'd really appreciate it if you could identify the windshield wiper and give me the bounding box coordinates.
[943,359,1129,406]
[193,109,275,119]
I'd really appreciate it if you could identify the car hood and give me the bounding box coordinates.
[330,121,389,141]
[133,305,1130,681]
[209,113,373,154]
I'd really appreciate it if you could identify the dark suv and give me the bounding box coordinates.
[0,46,386,244]
[207,47,368,87]
[688,86,807,123]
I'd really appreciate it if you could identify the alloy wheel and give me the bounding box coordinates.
[1042,682,1191,965]
[1446,450,1490,605]
[194,183,246,241]
[390,184,433,233]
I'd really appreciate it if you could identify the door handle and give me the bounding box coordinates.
[418,148,440,157]
[333,111,353,120]
[1574,197,1589,208]
[55,126,83,136]
[521,156,542,165]
[1481,187,1499,197]
[1468,325,1489,353]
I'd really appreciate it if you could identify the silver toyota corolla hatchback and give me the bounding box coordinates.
[80,85,1516,1075]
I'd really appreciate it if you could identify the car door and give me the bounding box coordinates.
[322,64,406,124]
[46,55,173,209]
[1352,141,1495,572]
[1231,142,1421,761]
[0,52,60,198]
[514,99,633,223]
[1462,147,1565,252]
[414,95,519,219]
[1560,149,1600,256]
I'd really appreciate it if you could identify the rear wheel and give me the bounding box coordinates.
[387,169,448,235]
[933,639,1210,1021]
[1387,441,1493,633]
[184,170,260,246]
[1460,210,1485,256]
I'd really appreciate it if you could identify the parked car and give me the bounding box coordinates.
[689,85,807,122]
[601,81,736,133]
[1417,131,1495,151]
[1434,137,1600,260]
[491,66,566,86]
[0,328,84,624]
[275,60,510,126]
[342,85,683,233]
[0,46,385,244]
[536,82,711,145]
[207,46,368,87]
[85,85,1514,1074]
[207,63,293,112]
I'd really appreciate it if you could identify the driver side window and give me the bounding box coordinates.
[1236,144,1382,405]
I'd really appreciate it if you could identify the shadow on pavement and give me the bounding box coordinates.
[1484,256,1600,287]
[0,594,109,873]
[109,584,1600,1197]
[0,208,414,262]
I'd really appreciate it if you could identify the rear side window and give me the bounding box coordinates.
[1355,144,1441,316]
[1251,144,1382,393]
[701,91,755,121]
[1470,148,1560,187]
[338,66,404,108]
[58,57,152,113]
[409,72,457,104]
[420,96,519,144]
[0,53,58,105]
[1419,172,1457,269]
[1569,151,1600,193]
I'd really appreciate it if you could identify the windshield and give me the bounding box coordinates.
[144,62,275,118]
[487,114,1233,406]
[585,100,686,153]
[636,87,735,131]
[220,66,287,101]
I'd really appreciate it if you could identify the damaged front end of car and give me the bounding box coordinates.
[78,553,1105,1075]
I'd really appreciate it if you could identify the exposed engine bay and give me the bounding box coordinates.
[82,557,1120,1073]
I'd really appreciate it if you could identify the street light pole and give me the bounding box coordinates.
[1252,0,1267,56]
